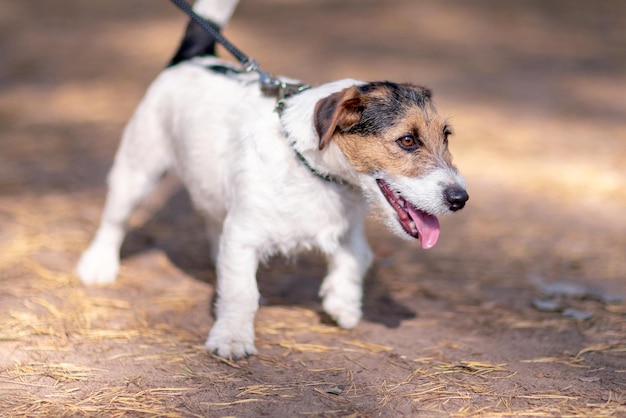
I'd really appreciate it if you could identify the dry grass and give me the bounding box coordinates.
[1,386,199,418]
[1,157,625,418]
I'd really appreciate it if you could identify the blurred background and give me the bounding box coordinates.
[2,0,624,286]
[0,0,625,415]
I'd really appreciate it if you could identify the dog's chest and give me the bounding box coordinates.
[243,176,364,256]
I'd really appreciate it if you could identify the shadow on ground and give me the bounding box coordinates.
[120,184,416,329]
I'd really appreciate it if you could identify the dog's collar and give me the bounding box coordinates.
[291,146,347,185]
[280,126,350,186]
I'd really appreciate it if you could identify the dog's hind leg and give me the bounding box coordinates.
[76,111,172,285]
[319,222,373,329]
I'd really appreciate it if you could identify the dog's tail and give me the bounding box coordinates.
[168,0,240,67]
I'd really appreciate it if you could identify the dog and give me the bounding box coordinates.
[76,0,468,359]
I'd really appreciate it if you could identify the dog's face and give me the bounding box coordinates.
[314,81,468,249]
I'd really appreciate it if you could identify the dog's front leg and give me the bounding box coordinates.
[319,223,373,329]
[205,231,260,359]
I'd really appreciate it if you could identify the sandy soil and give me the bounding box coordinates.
[1,0,625,416]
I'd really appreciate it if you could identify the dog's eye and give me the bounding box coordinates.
[443,126,453,146]
[397,135,421,151]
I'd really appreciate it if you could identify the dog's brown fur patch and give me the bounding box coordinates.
[314,82,454,178]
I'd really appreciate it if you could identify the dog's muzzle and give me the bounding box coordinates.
[444,186,469,212]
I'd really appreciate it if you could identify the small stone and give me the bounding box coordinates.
[539,282,587,298]
[325,386,343,395]
[593,291,623,304]
[532,298,563,312]
[562,308,593,321]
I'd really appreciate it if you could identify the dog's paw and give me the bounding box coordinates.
[319,278,363,329]
[76,245,119,286]
[322,292,362,329]
[204,320,257,360]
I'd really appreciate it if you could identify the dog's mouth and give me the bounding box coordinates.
[376,179,440,249]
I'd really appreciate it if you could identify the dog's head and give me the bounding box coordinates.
[314,81,468,249]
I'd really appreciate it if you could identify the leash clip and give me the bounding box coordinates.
[257,69,311,101]
[240,56,311,101]
[242,58,260,73]
[239,58,285,98]
[258,71,282,97]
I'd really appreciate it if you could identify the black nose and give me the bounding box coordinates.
[444,186,469,211]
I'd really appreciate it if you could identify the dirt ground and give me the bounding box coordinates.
[1,0,625,416]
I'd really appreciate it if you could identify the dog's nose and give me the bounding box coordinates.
[444,186,469,211]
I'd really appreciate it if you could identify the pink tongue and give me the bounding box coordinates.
[408,206,440,249]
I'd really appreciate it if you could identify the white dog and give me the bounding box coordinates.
[77,0,468,359]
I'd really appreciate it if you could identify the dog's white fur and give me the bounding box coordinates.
[77,0,466,359]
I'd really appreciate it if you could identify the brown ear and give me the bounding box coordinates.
[313,86,363,150]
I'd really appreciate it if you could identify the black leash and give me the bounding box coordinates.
[169,0,310,100]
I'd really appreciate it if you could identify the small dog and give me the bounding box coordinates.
[77,0,468,359]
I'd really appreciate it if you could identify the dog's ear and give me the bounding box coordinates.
[314,86,363,150]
